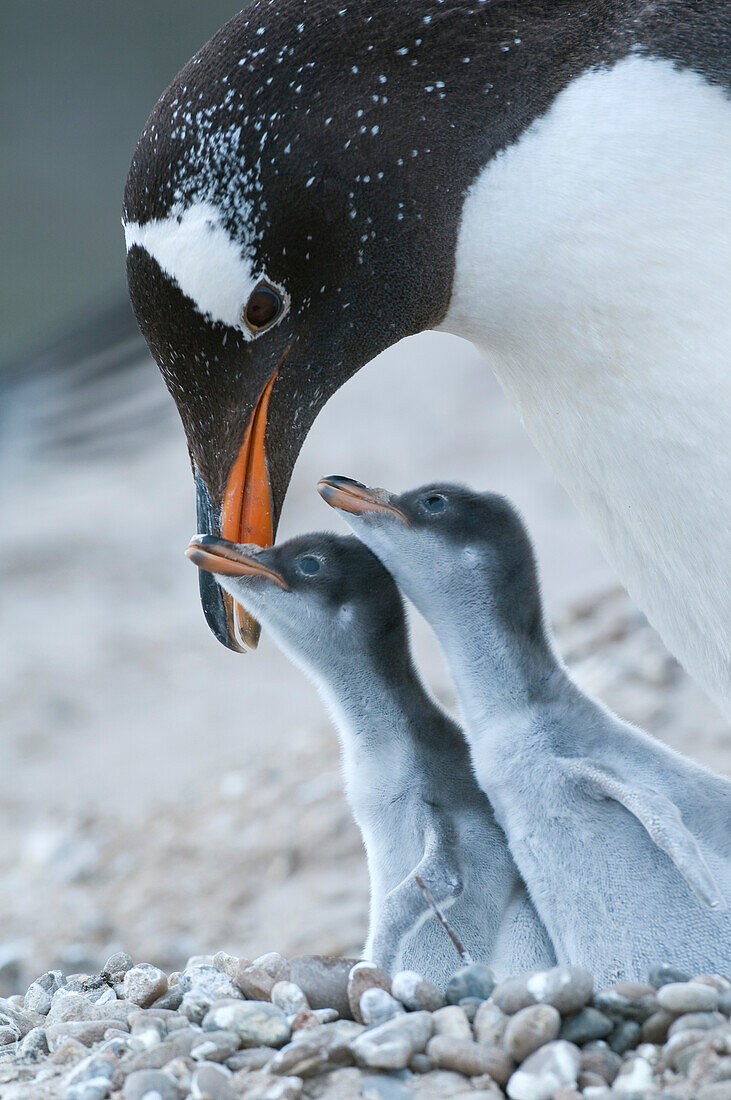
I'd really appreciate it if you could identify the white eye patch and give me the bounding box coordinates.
[124,200,270,336]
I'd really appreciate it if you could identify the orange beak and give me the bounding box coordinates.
[317,475,408,522]
[219,368,279,649]
[185,536,289,590]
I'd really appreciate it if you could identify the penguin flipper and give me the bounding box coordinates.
[569,760,726,911]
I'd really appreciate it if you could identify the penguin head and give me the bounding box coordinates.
[185,530,410,676]
[318,476,545,642]
[123,0,481,652]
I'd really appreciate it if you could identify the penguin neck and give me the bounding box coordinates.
[432,596,566,732]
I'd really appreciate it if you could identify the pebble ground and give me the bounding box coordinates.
[1,953,730,1099]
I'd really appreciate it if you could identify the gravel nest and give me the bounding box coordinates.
[1,953,730,1100]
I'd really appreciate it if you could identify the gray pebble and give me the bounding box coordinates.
[102,953,133,985]
[212,952,241,980]
[235,963,276,1000]
[123,965,168,1009]
[667,1010,726,1036]
[24,971,64,1015]
[580,1044,622,1084]
[560,1007,614,1045]
[191,1028,241,1062]
[505,1003,561,1062]
[179,963,241,1002]
[351,1010,433,1070]
[271,981,309,1016]
[391,970,444,1012]
[151,986,183,1011]
[445,964,495,1005]
[360,1075,412,1100]
[122,1068,181,1100]
[18,1025,49,1060]
[608,1020,641,1054]
[358,987,405,1026]
[347,962,391,1023]
[427,1035,513,1083]
[493,967,592,1016]
[267,1020,362,1077]
[202,999,290,1048]
[253,952,290,981]
[190,1062,235,1100]
[180,989,214,1024]
[225,1045,272,1071]
[593,986,658,1023]
[287,956,357,1019]
[506,1039,581,1100]
[409,1052,434,1073]
[719,989,731,1016]
[657,981,720,1014]
[611,1052,653,1093]
[648,964,690,989]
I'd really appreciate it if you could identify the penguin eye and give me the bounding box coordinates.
[297,555,322,576]
[243,282,283,333]
[422,493,448,514]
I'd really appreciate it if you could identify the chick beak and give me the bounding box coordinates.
[185,535,289,590]
[317,475,407,521]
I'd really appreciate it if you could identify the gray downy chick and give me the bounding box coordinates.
[319,475,731,985]
[186,530,556,983]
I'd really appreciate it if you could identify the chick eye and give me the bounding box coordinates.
[297,555,322,576]
[422,493,447,514]
[243,282,283,333]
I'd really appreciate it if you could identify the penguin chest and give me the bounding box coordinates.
[441,53,731,705]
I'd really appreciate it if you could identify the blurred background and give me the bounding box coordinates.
[1,2,728,995]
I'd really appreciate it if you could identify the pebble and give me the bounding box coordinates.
[648,964,690,989]
[474,1001,509,1046]
[253,953,290,982]
[190,1028,241,1062]
[24,971,64,1015]
[580,1044,622,1084]
[360,1075,412,1100]
[347,962,392,1024]
[445,964,495,1005]
[391,970,444,1012]
[427,1035,513,1084]
[189,1062,235,1100]
[270,981,309,1016]
[431,1005,472,1042]
[492,967,593,1016]
[641,1010,674,1043]
[609,1020,642,1054]
[506,1039,581,1100]
[267,1020,362,1078]
[287,956,356,1019]
[102,954,133,986]
[358,987,405,1026]
[122,1068,181,1099]
[351,1010,432,1070]
[236,963,276,1001]
[122,966,168,1009]
[560,1006,614,1044]
[657,981,721,1014]
[612,1053,654,1093]
[202,1000,290,1048]
[180,963,241,1002]
[504,1003,562,1062]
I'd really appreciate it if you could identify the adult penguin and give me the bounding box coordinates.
[123,0,730,713]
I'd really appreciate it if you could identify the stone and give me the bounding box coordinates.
[608,1020,641,1054]
[409,1052,434,1073]
[492,967,593,1017]
[190,1062,236,1100]
[0,999,37,1038]
[360,1076,412,1100]
[358,988,405,1026]
[123,966,168,1009]
[253,953,290,982]
[212,952,241,980]
[180,964,241,1003]
[593,986,658,1023]
[24,971,64,1015]
[642,1010,674,1043]
[668,1010,726,1037]
[190,1028,241,1062]
[697,1086,731,1100]
[102,954,133,985]
[270,982,309,1016]
[347,962,391,1024]
[431,1005,472,1042]
[720,990,731,1016]
[505,1003,561,1062]
[46,994,131,1026]
[612,1053,653,1093]
[560,1007,613,1045]
[657,982,721,1014]
[151,987,184,1011]
[202,1000,290,1048]
[181,989,214,1024]
[47,1020,129,1049]
[254,1076,304,1099]
[390,970,444,1012]
[474,1002,509,1046]
[506,1040,581,1100]
[351,1010,433,1070]
[648,965,691,989]
[122,1069,181,1099]
[18,1025,49,1060]
[287,957,357,1019]
[235,963,276,1001]
[580,1044,622,1084]
[427,1035,513,1083]
[225,1045,272,1071]
[266,1020,362,1078]
[445,964,496,1005]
